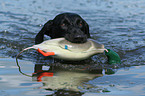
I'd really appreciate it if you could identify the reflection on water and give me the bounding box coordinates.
[16,59,115,95]
[32,65,103,91]
[0,57,144,96]
[15,58,145,96]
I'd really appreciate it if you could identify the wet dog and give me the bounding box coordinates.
[35,12,90,44]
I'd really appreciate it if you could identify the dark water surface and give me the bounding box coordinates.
[0,0,145,96]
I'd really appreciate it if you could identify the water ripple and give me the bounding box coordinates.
[0,0,145,66]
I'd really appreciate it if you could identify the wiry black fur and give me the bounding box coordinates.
[35,13,90,44]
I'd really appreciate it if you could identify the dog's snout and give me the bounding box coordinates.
[67,33,87,43]
[65,27,88,43]
[73,35,86,42]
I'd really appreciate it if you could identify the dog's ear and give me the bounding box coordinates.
[35,20,53,44]
[83,21,90,38]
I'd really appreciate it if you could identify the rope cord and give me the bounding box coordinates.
[16,47,34,77]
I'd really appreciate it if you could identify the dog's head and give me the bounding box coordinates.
[35,13,90,44]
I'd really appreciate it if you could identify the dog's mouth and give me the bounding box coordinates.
[65,34,87,43]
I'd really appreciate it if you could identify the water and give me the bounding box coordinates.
[1,57,145,96]
[0,0,145,95]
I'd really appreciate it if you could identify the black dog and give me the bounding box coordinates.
[35,13,90,44]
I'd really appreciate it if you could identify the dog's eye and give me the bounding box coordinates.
[78,23,83,27]
[79,23,82,26]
